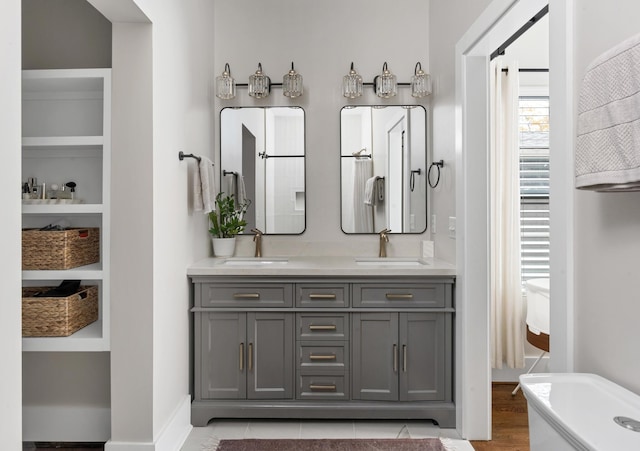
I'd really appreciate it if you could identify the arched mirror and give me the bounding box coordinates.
[340,105,427,234]
[220,107,305,235]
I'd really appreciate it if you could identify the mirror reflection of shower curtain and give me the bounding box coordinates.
[353,158,373,233]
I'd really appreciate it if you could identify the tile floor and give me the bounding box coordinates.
[180,419,469,451]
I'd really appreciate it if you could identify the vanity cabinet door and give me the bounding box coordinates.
[351,312,399,401]
[200,312,293,400]
[247,312,294,400]
[201,312,247,400]
[399,313,445,401]
[352,312,447,402]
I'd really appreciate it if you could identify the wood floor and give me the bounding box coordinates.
[470,382,531,451]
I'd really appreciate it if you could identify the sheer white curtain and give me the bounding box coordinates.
[490,60,525,369]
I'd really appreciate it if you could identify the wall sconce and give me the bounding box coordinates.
[343,62,363,98]
[375,62,397,98]
[411,62,432,98]
[343,61,431,99]
[248,63,271,98]
[215,63,236,100]
[283,62,303,98]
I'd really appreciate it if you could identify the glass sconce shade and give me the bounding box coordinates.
[283,62,303,98]
[248,63,271,98]
[216,63,236,100]
[343,62,363,98]
[375,62,397,98]
[411,62,432,98]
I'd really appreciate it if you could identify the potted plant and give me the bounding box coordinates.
[208,192,250,257]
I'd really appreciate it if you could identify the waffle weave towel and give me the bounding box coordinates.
[576,32,640,191]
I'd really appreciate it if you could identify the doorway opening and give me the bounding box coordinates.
[455,0,574,440]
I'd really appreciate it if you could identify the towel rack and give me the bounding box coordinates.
[257,151,304,159]
[351,148,372,159]
[223,170,238,177]
[428,160,444,188]
[178,151,201,162]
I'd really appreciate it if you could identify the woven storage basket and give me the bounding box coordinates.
[22,227,100,270]
[22,285,99,337]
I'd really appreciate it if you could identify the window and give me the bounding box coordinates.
[519,97,550,282]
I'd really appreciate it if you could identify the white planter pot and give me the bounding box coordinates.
[211,237,236,258]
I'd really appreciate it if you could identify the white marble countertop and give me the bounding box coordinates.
[187,256,456,277]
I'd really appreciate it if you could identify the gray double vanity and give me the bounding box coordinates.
[188,258,456,427]
[187,104,456,427]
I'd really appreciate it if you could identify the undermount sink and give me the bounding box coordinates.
[355,257,429,266]
[221,257,289,266]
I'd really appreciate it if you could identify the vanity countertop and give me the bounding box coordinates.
[187,256,456,277]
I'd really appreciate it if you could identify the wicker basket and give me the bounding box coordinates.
[22,227,100,270]
[22,285,99,337]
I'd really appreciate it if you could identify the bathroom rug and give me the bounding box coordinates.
[213,438,445,450]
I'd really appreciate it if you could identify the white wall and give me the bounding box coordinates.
[212,0,432,257]
[0,0,23,446]
[429,0,494,263]
[105,0,214,447]
[145,0,214,442]
[109,20,155,445]
[573,0,640,394]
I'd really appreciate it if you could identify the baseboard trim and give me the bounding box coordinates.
[155,395,192,451]
[105,395,192,451]
[492,355,549,382]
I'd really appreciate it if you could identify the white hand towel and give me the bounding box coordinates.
[193,156,217,213]
[237,174,247,207]
[225,173,237,199]
[364,176,377,206]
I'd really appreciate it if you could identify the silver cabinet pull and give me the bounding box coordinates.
[233,293,260,299]
[239,343,244,371]
[309,354,337,361]
[385,293,413,300]
[308,293,337,300]
[309,324,337,331]
[403,344,407,372]
[310,384,337,391]
[393,344,398,372]
[248,343,253,372]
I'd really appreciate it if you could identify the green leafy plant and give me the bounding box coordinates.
[208,192,250,238]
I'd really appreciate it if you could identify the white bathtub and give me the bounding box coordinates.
[520,373,640,450]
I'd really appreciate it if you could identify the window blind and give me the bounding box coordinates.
[519,97,550,281]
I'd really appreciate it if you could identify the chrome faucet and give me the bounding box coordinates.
[378,228,391,257]
[251,228,263,257]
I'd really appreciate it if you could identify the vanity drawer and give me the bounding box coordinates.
[297,374,348,400]
[296,283,349,308]
[298,341,348,372]
[297,313,348,340]
[353,283,446,308]
[199,283,293,308]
